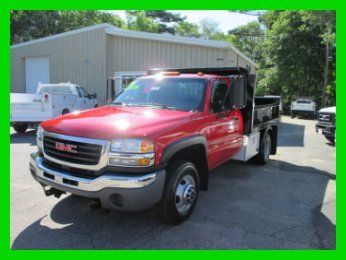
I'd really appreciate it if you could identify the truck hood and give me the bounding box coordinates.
[319,106,336,114]
[41,106,195,140]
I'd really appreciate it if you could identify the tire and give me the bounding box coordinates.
[325,136,335,144]
[252,132,271,165]
[291,112,295,118]
[62,108,70,115]
[159,160,199,225]
[13,123,28,134]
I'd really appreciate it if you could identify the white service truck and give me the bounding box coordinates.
[290,97,316,119]
[11,83,98,133]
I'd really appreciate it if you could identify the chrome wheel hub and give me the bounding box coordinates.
[175,175,196,213]
[183,185,196,204]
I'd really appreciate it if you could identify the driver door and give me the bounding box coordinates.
[204,79,242,168]
[77,86,93,109]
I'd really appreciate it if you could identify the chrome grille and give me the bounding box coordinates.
[43,136,103,165]
[318,113,334,124]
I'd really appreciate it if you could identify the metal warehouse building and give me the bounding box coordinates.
[11,23,257,105]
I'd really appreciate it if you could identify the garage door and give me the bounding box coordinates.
[25,57,50,93]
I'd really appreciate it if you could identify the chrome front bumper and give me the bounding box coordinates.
[29,152,166,211]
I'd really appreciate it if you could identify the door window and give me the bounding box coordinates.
[75,86,82,97]
[210,82,230,113]
[79,87,89,97]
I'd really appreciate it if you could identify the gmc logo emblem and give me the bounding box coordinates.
[55,142,77,153]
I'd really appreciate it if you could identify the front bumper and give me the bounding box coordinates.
[29,152,166,211]
[315,123,336,137]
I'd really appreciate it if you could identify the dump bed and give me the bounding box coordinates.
[253,96,281,129]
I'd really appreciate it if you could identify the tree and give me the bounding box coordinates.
[11,11,61,44]
[175,21,201,38]
[125,11,159,33]
[10,11,124,45]
[228,21,265,61]
[199,18,221,40]
[257,11,336,108]
[144,11,185,34]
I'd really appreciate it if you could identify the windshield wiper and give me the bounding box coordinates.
[133,103,182,110]
[112,102,129,106]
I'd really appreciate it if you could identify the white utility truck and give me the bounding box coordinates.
[290,97,316,119]
[11,83,98,133]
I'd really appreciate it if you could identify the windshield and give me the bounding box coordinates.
[113,77,207,111]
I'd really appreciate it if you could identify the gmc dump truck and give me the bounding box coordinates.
[29,67,280,224]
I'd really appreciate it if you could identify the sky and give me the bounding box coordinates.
[112,11,258,33]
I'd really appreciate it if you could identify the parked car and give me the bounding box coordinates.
[290,97,316,118]
[29,67,280,224]
[316,106,336,144]
[11,83,97,133]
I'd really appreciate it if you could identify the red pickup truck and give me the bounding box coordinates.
[30,67,280,224]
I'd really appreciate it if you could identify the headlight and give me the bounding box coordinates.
[36,125,44,151]
[36,125,44,141]
[109,139,155,167]
[110,139,154,153]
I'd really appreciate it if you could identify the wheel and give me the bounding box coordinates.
[62,108,70,115]
[325,136,335,144]
[13,123,28,134]
[159,160,199,225]
[252,132,271,165]
[291,112,295,118]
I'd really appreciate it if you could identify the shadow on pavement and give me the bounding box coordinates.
[278,122,305,147]
[10,129,37,146]
[12,159,335,249]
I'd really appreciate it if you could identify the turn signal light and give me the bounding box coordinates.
[140,140,155,153]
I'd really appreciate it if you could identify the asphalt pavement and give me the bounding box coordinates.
[10,116,336,249]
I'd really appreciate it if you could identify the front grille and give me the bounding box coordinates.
[318,113,334,124]
[43,136,103,165]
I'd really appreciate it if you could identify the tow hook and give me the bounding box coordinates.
[41,184,65,198]
[89,199,110,214]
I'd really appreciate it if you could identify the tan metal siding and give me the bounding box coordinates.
[11,28,108,104]
[238,56,256,74]
[106,35,240,76]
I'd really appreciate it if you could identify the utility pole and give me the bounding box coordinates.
[322,38,330,108]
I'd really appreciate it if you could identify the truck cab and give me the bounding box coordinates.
[316,106,336,144]
[29,67,280,224]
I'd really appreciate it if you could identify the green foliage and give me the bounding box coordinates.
[199,19,221,40]
[228,21,265,62]
[144,11,185,34]
[257,11,336,108]
[175,21,201,38]
[10,11,124,44]
[125,11,159,33]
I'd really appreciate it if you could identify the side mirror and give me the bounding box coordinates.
[88,91,97,99]
[229,76,246,108]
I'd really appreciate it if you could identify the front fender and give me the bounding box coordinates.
[159,135,207,165]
